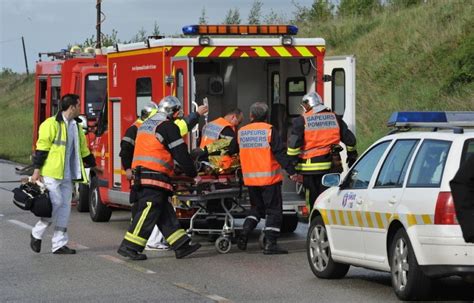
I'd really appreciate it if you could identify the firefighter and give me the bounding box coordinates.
[117,96,201,261]
[30,94,103,254]
[194,108,243,169]
[120,101,208,250]
[237,102,297,254]
[287,92,357,212]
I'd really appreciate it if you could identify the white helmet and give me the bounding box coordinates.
[157,96,183,119]
[302,92,323,107]
[140,101,158,120]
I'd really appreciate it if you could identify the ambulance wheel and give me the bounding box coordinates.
[389,228,431,300]
[281,214,298,233]
[307,216,349,279]
[89,176,112,222]
[215,236,231,254]
[76,183,90,212]
[258,232,267,249]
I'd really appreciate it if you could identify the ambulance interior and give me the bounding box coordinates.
[192,58,316,194]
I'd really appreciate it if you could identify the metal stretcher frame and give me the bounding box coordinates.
[175,187,248,254]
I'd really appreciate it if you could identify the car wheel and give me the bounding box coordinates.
[281,214,298,233]
[389,228,431,300]
[307,216,349,279]
[76,183,90,212]
[89,176,112,222]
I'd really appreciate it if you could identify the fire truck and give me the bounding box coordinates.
[30,47,107,212]
[84,24,356,233]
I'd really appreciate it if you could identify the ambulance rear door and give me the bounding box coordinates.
[323,55,356,133]
[171,57,196,149]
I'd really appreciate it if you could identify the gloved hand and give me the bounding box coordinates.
[347,150,358,167]
[190,147,208,161]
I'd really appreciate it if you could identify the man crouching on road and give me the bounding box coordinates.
[30,94,103,254]
[237,102,297,254]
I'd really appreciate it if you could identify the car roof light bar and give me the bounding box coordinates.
[182,24,298,36]
[387,111,474,128]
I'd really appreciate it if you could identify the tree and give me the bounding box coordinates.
[338,0,381,17]
[307,0,334,22]
[131,27,147,43]
[199,7,208,24]
[388,0,424,9]
[223,8,241,24]
[248,0,263,24]
[264,9,288,24]
[74,29,121,49]
[152,21,161,36]
[291,0,310,23]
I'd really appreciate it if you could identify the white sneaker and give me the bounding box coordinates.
[145,243,170,251]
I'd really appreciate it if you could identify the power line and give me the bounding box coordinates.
[0,37,22,44]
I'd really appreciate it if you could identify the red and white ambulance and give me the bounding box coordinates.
[85,24,356,232]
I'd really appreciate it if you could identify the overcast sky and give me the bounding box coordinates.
[0,0,315,72]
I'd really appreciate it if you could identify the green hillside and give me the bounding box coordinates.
[298,0,473,149]
[0,1,472,164]
[0,71,34,163]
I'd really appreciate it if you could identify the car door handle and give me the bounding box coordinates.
[388,197,397,205]
[356,197,363,205]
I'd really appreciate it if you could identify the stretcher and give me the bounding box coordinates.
[171,174,248,254]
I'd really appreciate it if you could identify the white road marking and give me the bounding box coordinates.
[173,282,232,303]
[8,220,89,250]
[99,254,156,274]
[0,214,4,217]
[8,219,33,230]
[68,241,89,250]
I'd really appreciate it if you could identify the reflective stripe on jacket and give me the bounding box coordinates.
[238,122,282,186]
[36,116,90,182]
[200,117,233,148]
[132,114,174,176]
[200,117,234,170]
[301,110,340,159]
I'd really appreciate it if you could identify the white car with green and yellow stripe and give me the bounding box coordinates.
[306,112,474,301]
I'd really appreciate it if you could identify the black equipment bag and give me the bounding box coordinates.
[12,182,52,218]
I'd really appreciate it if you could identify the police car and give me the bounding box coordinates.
[306,112,474,300]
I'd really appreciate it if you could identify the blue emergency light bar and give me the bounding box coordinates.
[182,24,298,36]
[388,111,474,128]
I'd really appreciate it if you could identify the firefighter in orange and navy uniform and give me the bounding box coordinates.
[237,102,297,255]
[287,92,357,212]
[117,96,201,261]
[195,109,242,168]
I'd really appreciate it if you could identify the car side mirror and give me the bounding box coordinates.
[322,173,340,187]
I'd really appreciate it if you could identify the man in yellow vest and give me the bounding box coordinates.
[30,94,103,254]
[117,96,200,261]
[237,102,297,254]
[287,92,357,212]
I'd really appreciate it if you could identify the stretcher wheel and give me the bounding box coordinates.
[215,236,232,254]
[259,232,267,249]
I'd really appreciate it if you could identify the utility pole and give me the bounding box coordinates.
[96,0,102,49]
[21,36,29,75]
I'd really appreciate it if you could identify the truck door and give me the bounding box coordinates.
[324,56,356,133]
[171,58,194,148]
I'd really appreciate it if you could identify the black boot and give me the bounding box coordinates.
[117,245,147,261]
[30,234,41,253]
[175,242,201,259]
[237,233,248,250]
[263,242,288,255]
